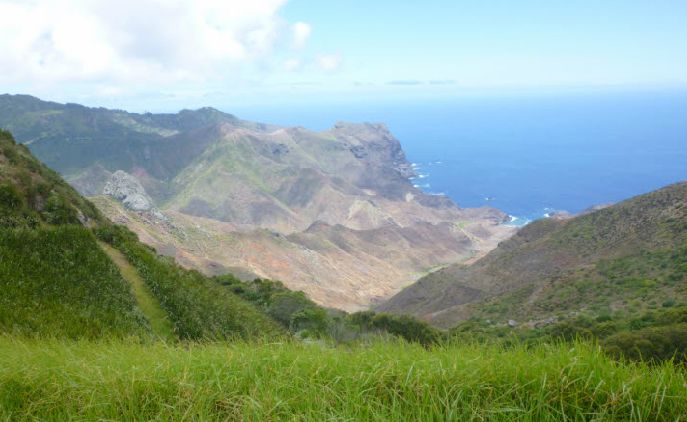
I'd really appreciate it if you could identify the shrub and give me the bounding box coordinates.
[291,307,329,335]
[348,311,376,332]
[547,322,593,342]
[0,184,23,210]
[371,313,443,346]
[603,324,687,363]
[267,292,316,328]
[41,192,79,225]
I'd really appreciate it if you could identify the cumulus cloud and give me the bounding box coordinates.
[291,22,311,50]
[0,0,309,85]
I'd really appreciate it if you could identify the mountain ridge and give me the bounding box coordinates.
[0,94,515,310]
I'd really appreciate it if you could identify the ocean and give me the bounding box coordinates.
[232,89,687,224]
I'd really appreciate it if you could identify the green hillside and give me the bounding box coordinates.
[0,129,103,227]
[380,182,687,328]
[0,226,150,338]
[0,129,284,340]
[96,225,285,340]
[0,95,248,182]
[0,130,149,338]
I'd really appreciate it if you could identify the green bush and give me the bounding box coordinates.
[348,310,376,332]
[267,292,317,328]
[371,313,443,346]
[41,192,80,225]
[215,275,333,334]
[291,307,329,335]
[0,184,22,210]
[603,324,687,364]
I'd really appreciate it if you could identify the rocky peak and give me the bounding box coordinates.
[103,170,154,212]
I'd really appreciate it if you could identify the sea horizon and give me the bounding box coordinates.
[231,88,687,224]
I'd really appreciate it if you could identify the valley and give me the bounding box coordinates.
[0,94,514,310]
[1,105,686,420]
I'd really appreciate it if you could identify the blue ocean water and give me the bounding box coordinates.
[232,89,687,223]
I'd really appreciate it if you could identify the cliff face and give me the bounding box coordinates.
[1,94,516,310]
[165,121,477,234]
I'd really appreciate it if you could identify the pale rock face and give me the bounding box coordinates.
[103,170,154,212]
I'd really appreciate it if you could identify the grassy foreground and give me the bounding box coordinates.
[1,338,685,420]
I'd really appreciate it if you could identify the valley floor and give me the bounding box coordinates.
[1,337,685,420]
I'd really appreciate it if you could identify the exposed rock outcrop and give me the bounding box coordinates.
[103,170,154,212]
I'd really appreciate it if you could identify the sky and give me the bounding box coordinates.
[0,0,686,111]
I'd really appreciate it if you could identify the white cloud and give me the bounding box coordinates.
[315,54,342,72]
[291,22,311,50]
[0,0,305,85]
[283,58,302,71]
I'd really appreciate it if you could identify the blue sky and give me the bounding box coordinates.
[280,1,687,86]
[0,0,685,110]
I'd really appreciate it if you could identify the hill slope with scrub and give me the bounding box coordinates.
[380,182,687,328]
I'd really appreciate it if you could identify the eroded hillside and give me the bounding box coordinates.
[1,95,515,310]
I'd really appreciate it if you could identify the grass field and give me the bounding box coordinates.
[98,241,176,342]
[1,337,685,421]
[0,226,149,339]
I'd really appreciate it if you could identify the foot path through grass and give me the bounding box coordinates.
[98,241,176,341]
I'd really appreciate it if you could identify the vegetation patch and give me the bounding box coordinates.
[96,225,285,341]
[98,241,176,342]
[0,129,103,228]
[0,226,149,338]
[0,338,685,420]
[215,275,443,345]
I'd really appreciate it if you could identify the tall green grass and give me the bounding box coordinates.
[98,241,176,342]
[96,226,285,341]
[0,337,685,420]
[0,226,149,338]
